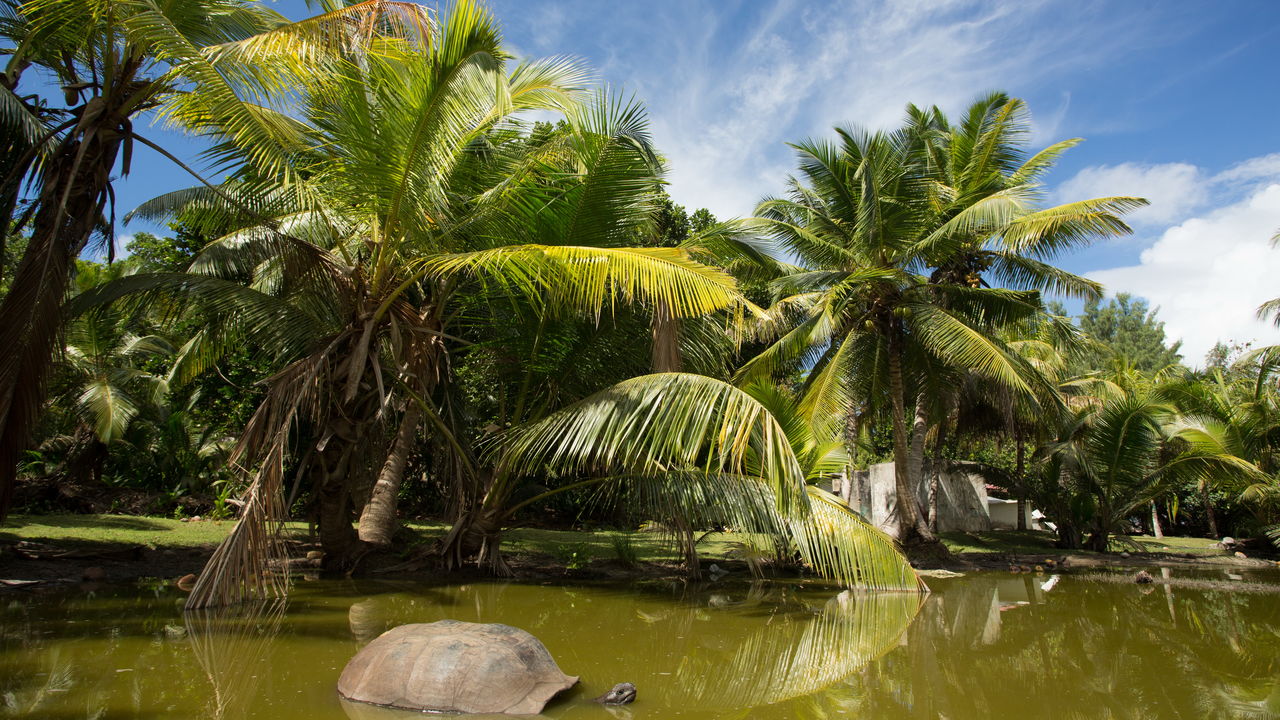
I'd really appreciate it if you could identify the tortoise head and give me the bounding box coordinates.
[595,682,637,705]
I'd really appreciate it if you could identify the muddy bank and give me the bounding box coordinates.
[944,550,1279,572]
[0,539,743,594]
[3,538,1276,596]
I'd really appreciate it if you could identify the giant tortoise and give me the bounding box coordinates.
[339,620,621,715]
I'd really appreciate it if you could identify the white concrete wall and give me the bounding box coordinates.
[847,461,992,535]
[988,499,1033,530]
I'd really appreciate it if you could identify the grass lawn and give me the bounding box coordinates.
[0,514,743,565]
[2,514,1227,562]
[939,529,1225,556]
[0,514,247,549]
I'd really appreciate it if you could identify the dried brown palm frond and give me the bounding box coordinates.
[185,345,334,610]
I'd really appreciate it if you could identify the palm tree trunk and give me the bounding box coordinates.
[1055,524,1083,549]
[440,503,510,575]
[841,410,859,505]
[651,300,682,372]
[1087,501,1111,552]
[1201,484,1220,539]
[316,448,361,569]
[0,127,124,517]
[358,402,422,546]
[887,328,935,546]
[927,416,947,531]
[909,397,928,491]
[675,516,700,579]
[1150,501,1164,539]
[1015,432,1027,531]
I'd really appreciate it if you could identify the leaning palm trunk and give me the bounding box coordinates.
[358,402,423,546]
[886,329,935,546]
[0,121,124,515]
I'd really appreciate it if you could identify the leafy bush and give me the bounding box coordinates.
[551,542,592,570]
[611,535,639,566]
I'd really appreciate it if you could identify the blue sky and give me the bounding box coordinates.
[98,0,1280,364]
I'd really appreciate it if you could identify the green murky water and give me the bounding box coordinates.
[2,568,1279,719]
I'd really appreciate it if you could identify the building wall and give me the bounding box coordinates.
[842,461,992,535]
[988,500,1034,530]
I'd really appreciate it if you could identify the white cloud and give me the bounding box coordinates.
[1053,162,1207,226]
[1215,152,1280,186]
[528,4,568,52]
[1088,182,1280,365]
[1053,154,1280,229]
[623,0,1147,219]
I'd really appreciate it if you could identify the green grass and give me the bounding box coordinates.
[1128,535,1223,555]
[939,529,1226,556]
[1,514,745,564]
[497,526,743,564]
[939,530,1062,554]
[3,514,1227,562]
[1,514,243,549]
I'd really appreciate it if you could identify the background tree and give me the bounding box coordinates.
[0,0,296,517]
[743,94,1143,555]
[1029,378,1260,550]
[1071,293,1183,374]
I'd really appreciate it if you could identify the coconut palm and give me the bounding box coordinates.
[1030,379,1261,550]
[81,1,751,607]
[0,0,331,517]
[740,94,1145,552]
[1162,346,1280,537]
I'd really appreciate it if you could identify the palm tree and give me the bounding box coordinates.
[741,94,1145,553]
[84,1,751,607]
[1030,378,1261,550]
[0,0,313,517]
[1162,346,1280,537]
[37,296,173,487]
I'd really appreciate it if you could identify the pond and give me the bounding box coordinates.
[2,568,1278,719]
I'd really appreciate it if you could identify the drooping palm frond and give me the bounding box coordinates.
[185,442,289,609]
[497,373,923,590]
[498,373,807,512]
[907,303,1034,396]
[789,486,925,591]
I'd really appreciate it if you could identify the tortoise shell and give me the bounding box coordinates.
[337,620,578,715]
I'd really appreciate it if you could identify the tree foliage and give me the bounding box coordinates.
[1072,293,1183,374]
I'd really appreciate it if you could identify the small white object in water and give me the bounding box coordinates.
[1041,575,1060,592]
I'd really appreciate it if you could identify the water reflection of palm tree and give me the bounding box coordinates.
[676,590,922,710]
[184,600,288,719]
[330,582,922,715]
[851,577,1280,719]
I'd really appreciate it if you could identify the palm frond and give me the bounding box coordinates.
[421,244,742,320]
